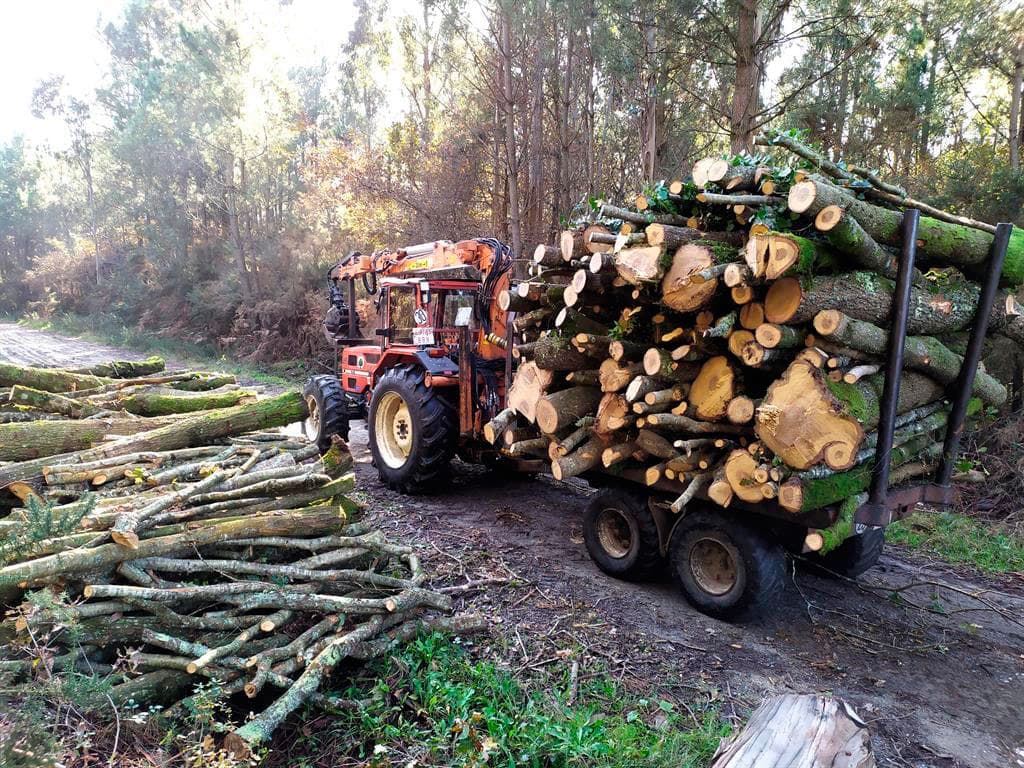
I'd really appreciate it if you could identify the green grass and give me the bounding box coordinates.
[9,312,308,388]
[886,510,1024,574]
[290,632,729,768]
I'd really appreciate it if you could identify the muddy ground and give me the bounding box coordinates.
[2,321,1022,767]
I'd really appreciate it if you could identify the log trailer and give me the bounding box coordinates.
[304,220,1013,620]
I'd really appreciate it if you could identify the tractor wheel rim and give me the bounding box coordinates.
[596,507,633,559]
[304,395,322,441]
[375,391,413,468]
[689,537,737,596]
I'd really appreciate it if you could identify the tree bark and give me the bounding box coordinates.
[813,310,1007,406]
[788,179,1024,285]
[535,387,602,434]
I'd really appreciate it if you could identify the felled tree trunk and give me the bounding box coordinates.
[710,694,874,768]
[813,311,1007,405]
[789,178,1024,285]
[68,356,166,378]
[0,362,108,393]
[0,420,112,461]
[662,242,737,312]
[8,385,104,418]
[533,335,592,371]
[535,387,602,434]
[764,359,944,470]
[112,388,257,416]
[764,271,1005,334]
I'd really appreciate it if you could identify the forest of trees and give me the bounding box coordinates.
[1,0,1022,361]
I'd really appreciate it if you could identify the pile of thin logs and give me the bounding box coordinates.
[0,358,483,754]
[489,130,1023,555]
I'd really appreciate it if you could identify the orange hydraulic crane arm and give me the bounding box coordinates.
[330,239,507,283]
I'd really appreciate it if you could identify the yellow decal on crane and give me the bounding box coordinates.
[403,257,432,271]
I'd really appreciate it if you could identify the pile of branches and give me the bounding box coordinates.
[0,357,482,756]
[488,130,1024,554]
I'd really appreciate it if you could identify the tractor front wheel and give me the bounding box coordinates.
[303,375,350,454]
[368,366,457,492]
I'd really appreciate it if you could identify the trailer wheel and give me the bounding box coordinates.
[368,365,457,493]
[583,489,664,581]
[669,510,785,620]
[303,375,350,454]
[811,528,885,578]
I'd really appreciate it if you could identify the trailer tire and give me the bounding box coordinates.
[811,528,885,578]
[669,510,785,620]
[583,488,664,581]
[368,365,457,493]
[303,375,350,454]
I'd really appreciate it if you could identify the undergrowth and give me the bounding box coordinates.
[266,632,729,768]
[886,510,1024,574]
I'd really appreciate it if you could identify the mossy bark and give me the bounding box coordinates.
[791,179,1024,285]
[0,362,108,392]
[815,312,1007,405]
[823,370,943,431]
[114,388,256,416]
[783,434,935,514]
[7,385,103,417]
[0,392,306,490]
[69,356,166,378]
[766,270,1005,334]
[0,420,111,461]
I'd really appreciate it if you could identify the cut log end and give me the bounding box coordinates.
[814,204,844,232]
[764,277,801,324]
[787,180,817,214]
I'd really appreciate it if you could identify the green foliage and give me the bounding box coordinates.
[887,511,1024,573]
[0,493,96,569]
[316,632,728,767]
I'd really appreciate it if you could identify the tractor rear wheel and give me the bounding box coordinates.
[368,365,457,492]
[303,375,350,454]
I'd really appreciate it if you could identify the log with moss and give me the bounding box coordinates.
[68,356,166,378]
[789,178,1024,286]
[813,310,1007,406]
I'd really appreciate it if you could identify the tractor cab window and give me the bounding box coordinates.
[442,290,476,328]
[387,286,417,344]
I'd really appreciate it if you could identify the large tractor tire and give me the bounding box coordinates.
[303,375,350,454]
[583,487,664,581]
[668,509,786,621]
[368,365,457,493]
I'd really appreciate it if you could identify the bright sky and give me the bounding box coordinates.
[0,0,371,143]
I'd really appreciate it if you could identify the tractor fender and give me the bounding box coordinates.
[369,350,458,387]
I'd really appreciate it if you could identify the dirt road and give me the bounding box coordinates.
[3,322,1022,767]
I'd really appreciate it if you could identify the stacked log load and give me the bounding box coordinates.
[0,357,483,755]
[488,131,1024,555]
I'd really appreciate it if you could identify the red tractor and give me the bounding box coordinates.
[303,238,517,491]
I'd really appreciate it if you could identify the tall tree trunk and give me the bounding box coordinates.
[499,5,523,257]
[640,13,658,181]
[833,61,850,161]
[558,20,575,215]
[730,0,761,154]
[225,154,253,302]
[918,26,939,163]
[1010,36,1024,171]
[526,0,546,244]
[584,0,596,196]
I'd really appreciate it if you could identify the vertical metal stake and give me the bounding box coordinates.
[864,209,920,521]
[934,222,1014,486]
